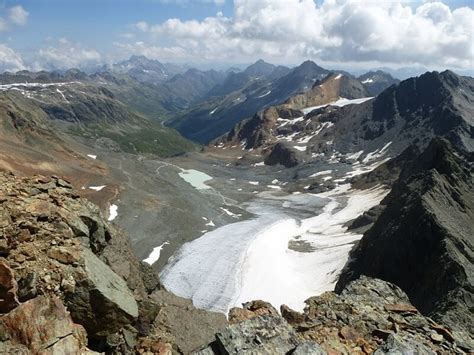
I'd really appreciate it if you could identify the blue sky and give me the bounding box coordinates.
[4,0,232,52]
[0,0,472,71]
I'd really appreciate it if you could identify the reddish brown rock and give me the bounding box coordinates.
[339,326,361,342]
[384,303,418,314]
[281,304,305,325]
[47,246,81,265]
[0,260,19,313]
[0,296,88,353]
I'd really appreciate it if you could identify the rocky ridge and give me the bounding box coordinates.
[216,70,473,170]
[197,277,466,354]
[337,138,474,348]
[0,172,226,353]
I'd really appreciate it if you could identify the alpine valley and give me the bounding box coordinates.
[0,54,472,355]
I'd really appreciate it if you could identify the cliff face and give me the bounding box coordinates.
[336,139,474,348]
[0,172,226,353]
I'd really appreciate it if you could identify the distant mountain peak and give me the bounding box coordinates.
[243,59,276,77]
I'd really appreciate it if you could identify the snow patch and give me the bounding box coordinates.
[143,241,169,265]
[256,90,272,98]
[108,204,118,221]
[88,185,106,191]
[310,170,332,177]
[293,145,307,152]
[302,96,373,114]
[179,169,212,190]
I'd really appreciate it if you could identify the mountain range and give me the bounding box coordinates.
[0,55,472,354]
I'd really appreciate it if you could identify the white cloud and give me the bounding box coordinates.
[9,5,29,26]
[0,44,25,72]
[135,21,149,32]
[0,5,29,31]
[34,38,101,70]
[0,18,7,32]
[121,0,474,68]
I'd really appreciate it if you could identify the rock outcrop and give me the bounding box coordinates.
[264,142,302,167]
[198,277,466,354]
[337,138,474,349]
[0,172,227,353]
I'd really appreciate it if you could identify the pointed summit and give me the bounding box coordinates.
[243,59,276,77]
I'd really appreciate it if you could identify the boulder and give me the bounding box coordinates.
[149,290,227,354]
[0,296,88,354]
[66,248,138,338]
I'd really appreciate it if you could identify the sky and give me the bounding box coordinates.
[0,0,473,72]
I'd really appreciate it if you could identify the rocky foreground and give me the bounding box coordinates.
[0,139,472,354]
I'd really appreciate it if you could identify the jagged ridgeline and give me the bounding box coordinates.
[217,70,474,169]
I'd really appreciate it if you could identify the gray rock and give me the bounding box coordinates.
[66,248,138,338]
[214,315,299,354]
[17,272,37,302]
[374,334,436,355]
[264,142,302,168]
[292,341,327,355]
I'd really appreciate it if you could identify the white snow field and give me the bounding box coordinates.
[160,184,387,313]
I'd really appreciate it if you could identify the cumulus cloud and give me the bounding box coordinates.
[34,38,101,70]
[122,0,473,68]
[0,44,26,72]
[0,5,28,31]
[9,5,29,25]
